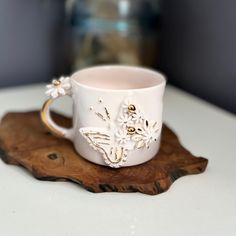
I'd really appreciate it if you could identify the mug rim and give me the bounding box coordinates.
[70,65,166,92]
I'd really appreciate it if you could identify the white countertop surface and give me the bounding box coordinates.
[0,84,235,236]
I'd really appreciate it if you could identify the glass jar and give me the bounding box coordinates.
[69,0,160,69]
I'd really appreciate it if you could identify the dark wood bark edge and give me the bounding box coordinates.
[0,111,208,195]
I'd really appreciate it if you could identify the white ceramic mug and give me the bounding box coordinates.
[41,65,166,168]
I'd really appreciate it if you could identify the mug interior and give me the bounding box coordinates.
[72,65,165,90]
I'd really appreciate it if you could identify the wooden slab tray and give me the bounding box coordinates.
[0,111,208,195]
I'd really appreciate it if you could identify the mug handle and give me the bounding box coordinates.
[40,77,73,140]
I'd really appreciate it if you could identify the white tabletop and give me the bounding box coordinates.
[0,84,235,236]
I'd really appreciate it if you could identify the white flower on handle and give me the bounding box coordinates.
[46,76,71,99]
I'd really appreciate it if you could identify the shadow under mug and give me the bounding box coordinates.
[41,65,166,168]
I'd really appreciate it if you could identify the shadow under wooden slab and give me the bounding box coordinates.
[0,111,208,195]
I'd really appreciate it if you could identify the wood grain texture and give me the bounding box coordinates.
[0,111,208,195]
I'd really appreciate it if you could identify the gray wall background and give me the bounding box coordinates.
[159,0,236,114]
[0,0,235,114]
[0,0,68,88]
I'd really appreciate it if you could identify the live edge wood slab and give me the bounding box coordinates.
[0,111,208,195]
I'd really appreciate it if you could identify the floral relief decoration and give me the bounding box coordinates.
[80,97,160,168]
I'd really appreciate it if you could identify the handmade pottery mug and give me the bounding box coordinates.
[41,65,166,168]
